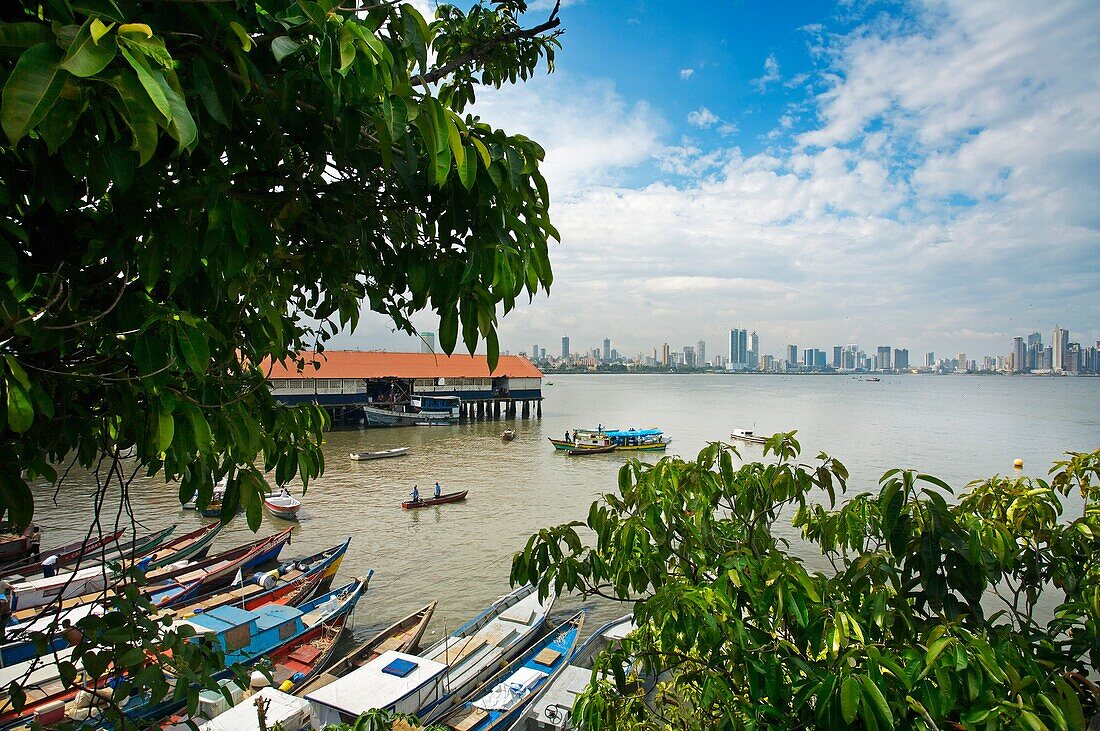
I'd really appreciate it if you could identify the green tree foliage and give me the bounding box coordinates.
[0,0,560,723]
[0,0,560,528]
[513,437,1100,730]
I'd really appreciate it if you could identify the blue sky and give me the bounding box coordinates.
[341,0,1100,361]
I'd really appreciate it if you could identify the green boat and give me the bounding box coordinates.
[549,428,671,453]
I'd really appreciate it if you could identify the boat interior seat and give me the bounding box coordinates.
[498,605,536,624]
[443,637,487,664]
[451,706,489,731]
[373,635,407,654]
[287,644,323,665]
[479,622,520,648]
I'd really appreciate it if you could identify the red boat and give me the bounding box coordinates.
[0,529,124,578]
[401,490,469,509]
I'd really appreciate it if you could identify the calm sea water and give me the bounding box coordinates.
[26,374,1100,643]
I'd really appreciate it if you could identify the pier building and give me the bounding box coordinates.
[264,351,543,426]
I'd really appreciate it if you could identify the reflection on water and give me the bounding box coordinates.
[26,374,1100,640]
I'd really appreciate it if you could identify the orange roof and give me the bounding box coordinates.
[263,351,543,380]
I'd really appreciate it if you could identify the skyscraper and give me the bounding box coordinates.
[561,336,570,360]
[727,329,748,369]
[603,338,611,361]
[749,331,759,369]
[894,348,909,370]
[683,346,695,367]
[697,340,706,367]
[925,351,935,367]
[420,332,436,353]
[787,344,798,366]
[832,346,842,368]
[1052,326,1068,371]
[1012,337,1026,373]
[876,346,892,371]
[532,343,539,362]
[661,343,670,366]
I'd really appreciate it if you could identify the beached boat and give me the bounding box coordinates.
[549,428,671,453]
[402,490,468,509]
[0,529,124,578]
[729,429,767,445]
[264,490,302,520]
[308,585,555,726]
[0,525,33,560]
[434,612,585,731]
[0,579,367,728]
[349,447,409,461]
[502,429,516,442]
[295,600,437,697]
[141,521,223,569]
[512,614,635,730]
[144,528,295,609]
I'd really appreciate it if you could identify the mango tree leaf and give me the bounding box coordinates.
[1,43,67,144]
[192,57,228,125]
[271,36,301,64]
[840,676,860,724]
[156,404,175,453]
[119,45,170,119]
[118,23,153,38]
[228,21,252,52]
[110,69,161,165]
[0,466,34,527]
[153,74,197,150]
[0,23,56,49]
[5,380,34,433]
[60,18,118,77]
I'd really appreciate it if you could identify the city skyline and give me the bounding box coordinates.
[536,323,1099,375]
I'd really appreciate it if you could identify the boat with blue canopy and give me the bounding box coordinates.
[548,428,671,453]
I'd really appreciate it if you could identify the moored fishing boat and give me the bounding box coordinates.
[0,525,33,560]
[295,600,437,697]
[349,447,409,461]
[0,579,369,729]
[264,490,302,520]
[729,428,767,445]
[434,611,585,731]
[0,529,124,578]
[566,445,615,456]
[305,585,554,726]
[549,428,671,453]
[512,614,635,730]
[501,429,516,442]
[401,490,468,509]
[140,521,223,569]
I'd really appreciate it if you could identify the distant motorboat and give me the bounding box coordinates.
[730,429,767,445]
[349,447,410,461]
[501,429,516,442]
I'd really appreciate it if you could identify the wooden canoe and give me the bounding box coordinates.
[401,490,468,509]
[294,600,438,697]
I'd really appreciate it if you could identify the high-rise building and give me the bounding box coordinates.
[728,329,748,369]
[1052,326,1068,371]
[683,346,695,367]
[661,343,670,367]
[815,350,826,368]
[832,346,842,368]
[876,346,892,371]
[603,338,611,362]
[787,344,798,366]
[925,351,935,367]
[749,331,759,369]
[1012,337,1026,373]
[697,340,706,367]
[420,332,436,353]
[539,347,546,360]
[561,336,570,360]
[894,348,909,370]
[532,343,539,362]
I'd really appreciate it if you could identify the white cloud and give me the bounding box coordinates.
[752,54,781,92]
[344,0,1100,358]
[687,107,719,128]
[680,68,695,79]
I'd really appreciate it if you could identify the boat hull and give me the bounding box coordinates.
[349,447,409,461]
[549,438,669,453]
[402,490,468,509]
[363,405,455,427]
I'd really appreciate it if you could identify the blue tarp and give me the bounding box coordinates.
[602,429,662,438]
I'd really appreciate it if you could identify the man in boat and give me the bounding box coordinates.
[29,524,41,556]
[41,553,59,578]
[61,618,84,647]
[434,482,441,499]
[411,485,420,503]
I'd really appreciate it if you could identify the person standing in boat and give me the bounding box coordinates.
[434,482,441,499]
[41,554,59,578]
[410,485,420,503]
[29,525,41,557]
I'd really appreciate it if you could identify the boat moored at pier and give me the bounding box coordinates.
[729,429,767,445]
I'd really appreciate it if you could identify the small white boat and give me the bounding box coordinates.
[349,447,410,461]
[263,490,302,520]
[730,429,767,445]
[414,421,452,427]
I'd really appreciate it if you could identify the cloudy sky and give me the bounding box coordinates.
[338,0,1100,360]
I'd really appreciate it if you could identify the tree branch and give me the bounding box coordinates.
[411,1,562,86]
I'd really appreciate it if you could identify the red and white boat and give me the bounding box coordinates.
[264,490,302,520]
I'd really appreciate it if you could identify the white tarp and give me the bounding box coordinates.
[471,667,547,711]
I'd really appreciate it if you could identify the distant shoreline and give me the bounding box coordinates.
[540,370,1097,378]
